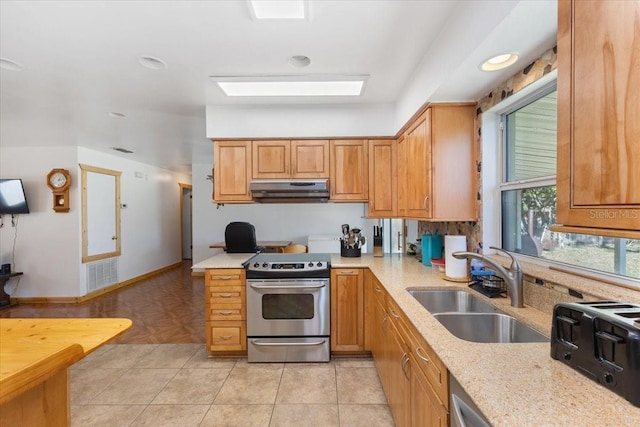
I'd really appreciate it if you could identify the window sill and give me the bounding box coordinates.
[486,253,640,304]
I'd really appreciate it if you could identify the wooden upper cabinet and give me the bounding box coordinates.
[252,140,291,179]
[368,139,398,218]
[430,104,476,221]
[555,0,640,236]
[399,110,432,219]
[213,141,252,202]
[253,140,329,179]
[397,105,476,221]
[291,140,330,178]
[330,139,368,201]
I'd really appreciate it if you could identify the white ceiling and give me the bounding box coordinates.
[0,0,557,173]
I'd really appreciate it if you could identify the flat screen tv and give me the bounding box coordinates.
[0,179,30,214]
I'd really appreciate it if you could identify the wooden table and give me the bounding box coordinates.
[0,318,132,426]
[209,240,292,252]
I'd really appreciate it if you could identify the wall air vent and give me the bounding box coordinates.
[86,258,118,292]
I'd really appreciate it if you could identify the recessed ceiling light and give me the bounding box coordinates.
[210,75,368,97]
[247,0,307,20]
[480,53,519,71]
[0,58,24,71]
[107,112,126,118]
[288,55,311,68]
[138,56,167,70]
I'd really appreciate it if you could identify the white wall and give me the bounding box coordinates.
[192,162,376,264]
[0,145,191,298]
[0,146,81,297]
[77,148,191,293]
[206,104,395,138]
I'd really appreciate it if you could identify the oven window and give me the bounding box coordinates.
[262,294,314,319]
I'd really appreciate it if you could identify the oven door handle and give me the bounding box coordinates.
[249,283,326,290]
[250,339,327,347]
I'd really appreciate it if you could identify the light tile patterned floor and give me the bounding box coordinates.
[71,344,395,427]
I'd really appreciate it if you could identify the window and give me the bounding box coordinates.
[500,87,639,283]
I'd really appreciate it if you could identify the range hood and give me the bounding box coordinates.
[250,179,330,203]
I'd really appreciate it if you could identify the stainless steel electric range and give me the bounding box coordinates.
[244,253,331,363]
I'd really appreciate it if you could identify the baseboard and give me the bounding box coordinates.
[13,262,183,304]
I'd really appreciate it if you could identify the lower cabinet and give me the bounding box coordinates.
[205,268,247,353]
[365,271,449,427]
[330,268,365,353]
[410,353,449,427]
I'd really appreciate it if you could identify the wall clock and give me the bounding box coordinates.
[46,168,71,212]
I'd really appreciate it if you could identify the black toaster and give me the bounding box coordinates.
[550,301,640,407]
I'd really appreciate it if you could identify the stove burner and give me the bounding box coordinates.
[244,253,331,279]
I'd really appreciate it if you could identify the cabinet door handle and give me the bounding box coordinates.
[423,195,430,208]
[381,315,388,335]
[401,353,410,380]
[416,347,431,363]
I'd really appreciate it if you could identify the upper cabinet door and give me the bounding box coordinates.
[291,140,330,178]
[214,141,252,202]
[368,140,397,218]
[252,140,291,179]
[330,140,369,201]
[430,104,476,221]
[556,0,640,235]
[402,110,432,219]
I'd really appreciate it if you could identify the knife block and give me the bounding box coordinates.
[373,245,383,257]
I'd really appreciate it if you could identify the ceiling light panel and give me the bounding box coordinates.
[248,0,307,20]
[211,75,368,97]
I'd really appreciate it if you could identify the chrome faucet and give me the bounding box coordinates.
[452,247,524,308]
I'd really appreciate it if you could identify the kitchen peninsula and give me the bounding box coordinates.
[193,252,640,426]
[0,318,132,426]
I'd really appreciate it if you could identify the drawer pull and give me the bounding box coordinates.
[218,311,234,316]
[339,270,355,275]
[416,347,431,363]
[219,335,233,340]
[374,286,382,293]
[389,309,400,319]
[214,276,234,280]
[218,293,234,298]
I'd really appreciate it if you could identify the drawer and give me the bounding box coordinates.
[206,321,246,352]
[370,276,387,306]
[209,307,245,321]
[206,286,244,305]
[206,269,244,286]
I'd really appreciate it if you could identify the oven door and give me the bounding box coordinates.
[246,278,330,337]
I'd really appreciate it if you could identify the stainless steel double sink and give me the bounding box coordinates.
[408,289,547,343]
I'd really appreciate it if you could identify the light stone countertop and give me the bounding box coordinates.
[194,252,640,426]
[192,253,258,270]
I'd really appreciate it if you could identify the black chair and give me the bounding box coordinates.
[224,222,263,253]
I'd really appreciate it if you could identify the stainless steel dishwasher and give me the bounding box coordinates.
[449,373,492,427]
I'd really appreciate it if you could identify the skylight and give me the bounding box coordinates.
[211,75,368,97]
[248,0,307,20]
